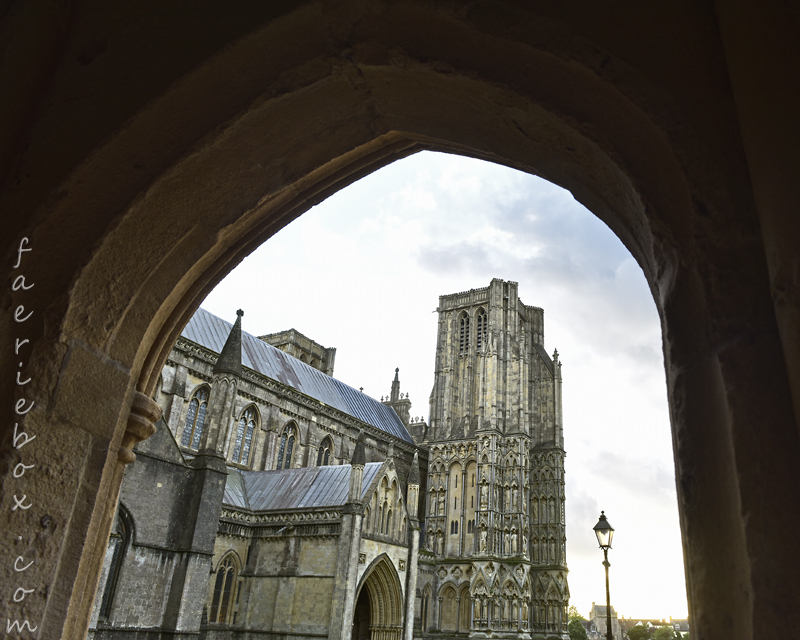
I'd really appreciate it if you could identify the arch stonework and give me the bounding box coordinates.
[0,3,798,640]
[355,554,404,640]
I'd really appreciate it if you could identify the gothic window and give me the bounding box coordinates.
[276,424,297,469]
[231,406,257,465]
[476,308,487,351]
[209,554,239,624]
[459,311,470,353]
[181,386,209,450]
[98,504,132,621]
[316,435,333,466]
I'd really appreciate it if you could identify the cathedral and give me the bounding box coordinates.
[88,279,569,640]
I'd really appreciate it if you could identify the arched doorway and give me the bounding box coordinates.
[353,588,371,640]
[2,4,799,640]
[353,555,404,640]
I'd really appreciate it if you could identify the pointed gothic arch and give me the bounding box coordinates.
[475,307,488,352]
[180,385,210,450]
[316,434,334,466]
[458,310,470,354]
[8,7,800,639]
[276,422,298,470]
[208,552,242,625]
[353,554,404,640]
[439,583,458,632]
[230,404,258,466]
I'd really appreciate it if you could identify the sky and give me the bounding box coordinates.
[202,150,688,621]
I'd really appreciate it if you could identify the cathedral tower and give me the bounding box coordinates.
[419,279,569,639]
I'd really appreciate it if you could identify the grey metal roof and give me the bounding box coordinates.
[181,308,413,443]
[224,462,384,511]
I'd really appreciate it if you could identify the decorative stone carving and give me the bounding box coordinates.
[119,391,162,464]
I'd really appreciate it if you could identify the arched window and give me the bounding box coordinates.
[231,406,257,465]
[276,424,297,470]
[476,308,487,351]
[459,311,470,353]
[209,555,239,624]
[98,504,132,620]
[316,436,333,466]
[181,386,209,450]
[421,586,432,631]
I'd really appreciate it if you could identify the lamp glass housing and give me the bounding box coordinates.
[593,512,614,549]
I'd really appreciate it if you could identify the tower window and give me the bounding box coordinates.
[181,387,209,450]
[459,312,470,353]
[476,309,487,351]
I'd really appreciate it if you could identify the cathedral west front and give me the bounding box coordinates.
[88,279,569,640]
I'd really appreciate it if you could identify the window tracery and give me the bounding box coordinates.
[276,424,297,470]
[231,406,256,465]
[209,554,240,624]
[459,311,470,353]
[316,435,333,466]
[476,308,487,351]
[181,386,209,450]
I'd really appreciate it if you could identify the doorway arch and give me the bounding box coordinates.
[353,554,404,640]
[2,4,799,640]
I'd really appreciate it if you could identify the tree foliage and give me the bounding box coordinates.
[568,606,586,621]
[652,627,677,640]
[568,618,588,640]
[627,625,650,640]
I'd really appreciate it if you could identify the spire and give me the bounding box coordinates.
[351,431,366,466]
[390,367,400,403]
[408,451,420,486]
[214,310,243,375]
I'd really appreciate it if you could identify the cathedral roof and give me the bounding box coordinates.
[223,462,384,511]
[181,308,413,443]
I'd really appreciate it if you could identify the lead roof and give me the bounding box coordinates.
[223,462,384,511]
[181,308,413,443]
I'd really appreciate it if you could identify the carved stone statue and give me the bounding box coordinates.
[480,528,488,552]
[480,483,489,509]
[438,491,445,516]
[511,531,518,554]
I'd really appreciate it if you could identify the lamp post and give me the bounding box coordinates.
[593,511,615,640]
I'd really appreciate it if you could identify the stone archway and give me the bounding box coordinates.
[1,4,799,640]
[354,555,404,640]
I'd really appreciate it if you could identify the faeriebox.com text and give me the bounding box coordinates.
[8,237,39,635]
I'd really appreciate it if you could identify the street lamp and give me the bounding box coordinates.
[593,511,615,640]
